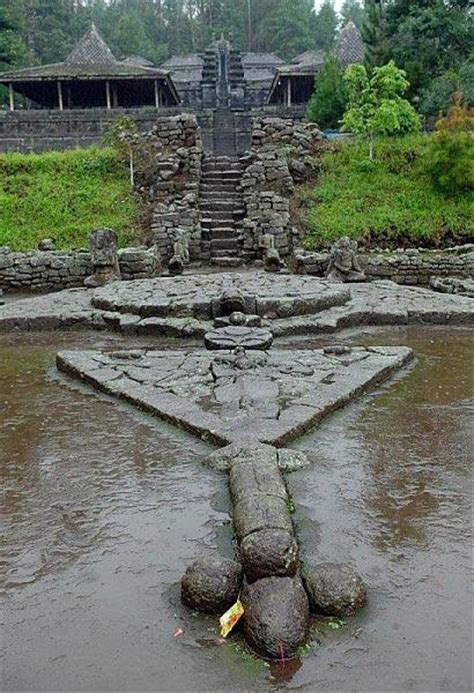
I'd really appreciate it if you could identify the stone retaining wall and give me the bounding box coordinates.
[148,114,204,262]
[240,117,326,260]
[0,246,159,291]
[293,245,474,285]
[2,244,472,292]
[0,107,185,153]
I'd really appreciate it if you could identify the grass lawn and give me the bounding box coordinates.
[0,148,138,251]
[304,135,474,249]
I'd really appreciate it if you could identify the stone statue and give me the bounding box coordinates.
[38,238,55,252]
[168,227,190,276]
[262,233,282,273]
[213,286,247,317]
[325,237,366,283]
[84,228,121,288]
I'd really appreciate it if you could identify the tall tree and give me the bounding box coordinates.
[361,0,386,69]
[0,2,29,68]
[314,0,338,51]
[307,53,348,128]
[340,0,364,30]
[267,0,315,60]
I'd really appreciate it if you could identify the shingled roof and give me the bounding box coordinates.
[65,24,115,65]
[0,25,173,82]
[292,50,325,67]
[335,21,365,66]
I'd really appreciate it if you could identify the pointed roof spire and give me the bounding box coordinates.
[336,21,365,66]
[66,25,116,66]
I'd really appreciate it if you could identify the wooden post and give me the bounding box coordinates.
[9,83,14,111]
[105,81,112,109]
[57,81,64,110]
[154,80,160,109]
[286,78,292,107]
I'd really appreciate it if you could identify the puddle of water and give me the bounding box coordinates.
[1,327,472,692]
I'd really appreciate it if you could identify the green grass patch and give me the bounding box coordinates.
[0,148,138,251]
[304,135,474,249]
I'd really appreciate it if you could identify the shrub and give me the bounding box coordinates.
[420,61,474,118]
[424,92,474,195]
[306,53,348,129]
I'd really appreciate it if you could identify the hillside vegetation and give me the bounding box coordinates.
[0,148,138,251]
[304,135,474,250]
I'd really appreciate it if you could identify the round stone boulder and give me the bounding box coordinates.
[240,528,299,583]
[204,325,273,351]
[242,577,310,659]
[302,563,367,616]
[181,556,242,614]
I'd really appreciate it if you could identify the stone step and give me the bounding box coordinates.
[201,220,243,230]
[200,179,242,194]
[203,227,239,237]
[206,228,236,240]
[202,169,242,182]
[210,256,243,268]
[202,162,243,172]
[201,218,244,228]
[210,238,239,251]
[200,207,245,216]
[200,199,243,209]
[200,201,243,211]
[200,190,242,200]
[211,247,239,258]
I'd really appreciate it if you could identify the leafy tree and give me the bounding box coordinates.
[306,53,347,129]
[424,92,474,194]
[314,0,338,51]
[340,0,364,30]
[342,60,421,159]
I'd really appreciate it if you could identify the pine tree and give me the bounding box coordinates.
[340,0,364,30]
[361,0,385,69]
[314,0,338,51]
[267,0,315,60]
[306,53,347,128]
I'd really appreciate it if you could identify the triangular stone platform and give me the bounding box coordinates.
[57,346,413,446]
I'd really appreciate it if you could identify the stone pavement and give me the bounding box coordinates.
[56,346,413,446]
[0,273,472,335]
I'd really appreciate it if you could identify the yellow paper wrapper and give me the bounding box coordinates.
[219,599,244,638]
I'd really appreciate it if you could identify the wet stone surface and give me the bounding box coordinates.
[242,576,310,659]
[181,556,242,614]
[303,562,367,616]
[56,346,414,446]
[204,325,273,351]
[0,274,472,337]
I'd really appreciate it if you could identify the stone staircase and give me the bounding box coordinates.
[200,155,244,267]
[212,110,237,156]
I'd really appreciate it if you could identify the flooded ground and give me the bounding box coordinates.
[1,327,472,692]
